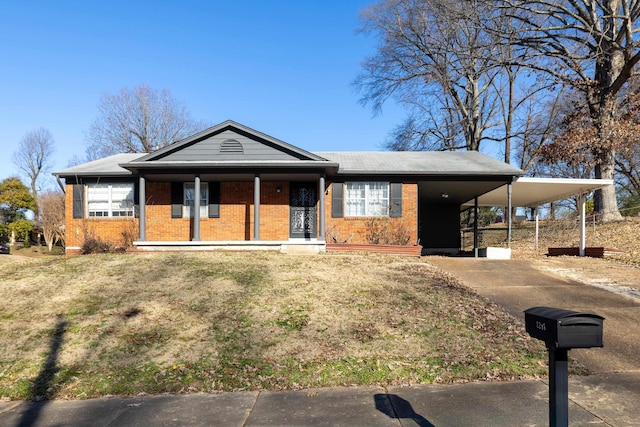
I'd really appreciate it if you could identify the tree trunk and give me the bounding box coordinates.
[594,151,623,222]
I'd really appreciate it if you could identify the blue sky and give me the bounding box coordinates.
[0,0,408,188]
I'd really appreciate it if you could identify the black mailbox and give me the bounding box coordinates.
[524,306,604,427]
[524,306,604,349]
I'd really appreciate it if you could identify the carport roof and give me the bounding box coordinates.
[461,177,615,208]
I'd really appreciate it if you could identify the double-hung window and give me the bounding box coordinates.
[184,182,209,218]
[87,183,134,217]
[345,182,389,217]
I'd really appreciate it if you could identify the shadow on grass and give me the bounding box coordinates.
[374,393,434,427]
[17,314,67,427]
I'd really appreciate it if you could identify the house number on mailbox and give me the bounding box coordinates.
[536,321,546,331]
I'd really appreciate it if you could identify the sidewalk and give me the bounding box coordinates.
[3,375,637,426]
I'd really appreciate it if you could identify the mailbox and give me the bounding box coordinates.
[524,306,604,427]
[524,306,604,349]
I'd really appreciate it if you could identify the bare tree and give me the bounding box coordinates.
[12,127,55,218]
[498,0,640,221]
[86,84,207,158]
[38,191,65,252]
[355,0,507,152]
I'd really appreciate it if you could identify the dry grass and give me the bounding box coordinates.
[0,252,546,400]
[467,216,640,266]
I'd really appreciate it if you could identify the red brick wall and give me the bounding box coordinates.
[64,184,138,252]
[324,182,418,245]
[65,180,418,250]
[144,181,290,241]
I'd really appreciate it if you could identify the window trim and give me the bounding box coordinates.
[183,182,209,218]
[344,181,390,217]
[86,183,135,218]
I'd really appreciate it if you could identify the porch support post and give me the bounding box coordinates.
[138,176,146,241]
[507,182,512,248]
[474,197,479,258]
[579,193,586,256]
[193,175,201,241]
[319,174,326,241]
[254,174,260,240]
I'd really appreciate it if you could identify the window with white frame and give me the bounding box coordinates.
[345,182,389,217]
[184,182,209,218]
[87,183,134,217]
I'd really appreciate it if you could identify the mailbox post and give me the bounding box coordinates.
[524,307,604,427]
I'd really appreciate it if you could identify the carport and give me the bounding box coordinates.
[461,177,615,257]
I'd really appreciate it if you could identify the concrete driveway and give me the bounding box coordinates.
[426,257,640,425]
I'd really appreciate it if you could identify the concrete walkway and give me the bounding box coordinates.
[1,257,639,426]
[0,378,628,426]
[428,257,640,426]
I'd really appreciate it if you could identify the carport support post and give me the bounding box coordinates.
[473,197,479,257]
[507,182,512,247]
[549,348,569,427]
[579,193,586,257]
[534,207,539,251]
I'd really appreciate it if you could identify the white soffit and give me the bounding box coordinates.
[462,177,615,208]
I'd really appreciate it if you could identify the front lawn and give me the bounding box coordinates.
[0,252,546,400]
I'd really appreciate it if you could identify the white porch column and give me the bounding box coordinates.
[193,175,201,241]
[254,174,260,240]
[138,176,146,241]
[319,175,326,241]
[579,193,586,256]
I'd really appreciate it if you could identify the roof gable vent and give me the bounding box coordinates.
[220,139,244,154]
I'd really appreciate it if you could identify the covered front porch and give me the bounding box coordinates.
[132,173,330,250]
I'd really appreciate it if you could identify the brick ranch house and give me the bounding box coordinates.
[53,120,524,255]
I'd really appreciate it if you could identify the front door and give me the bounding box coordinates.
[289,183,317,239]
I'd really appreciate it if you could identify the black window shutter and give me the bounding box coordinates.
[171,182,183,218]
[389,183,402,218]
[209,182,220,218]
[72,184,84,219]
[331,183,343,218]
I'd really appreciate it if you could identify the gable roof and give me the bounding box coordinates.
[135,120,329,163]
[53,121,524,180]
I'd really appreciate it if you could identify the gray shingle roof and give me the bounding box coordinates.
[53,151,523,178]
[313,151,524,176]
[53,153,143,177]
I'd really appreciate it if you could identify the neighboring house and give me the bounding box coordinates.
[53,120,523,255]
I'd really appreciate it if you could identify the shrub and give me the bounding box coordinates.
[364,217,411,245]
[8,220,34,244]
[81,236,111,254]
